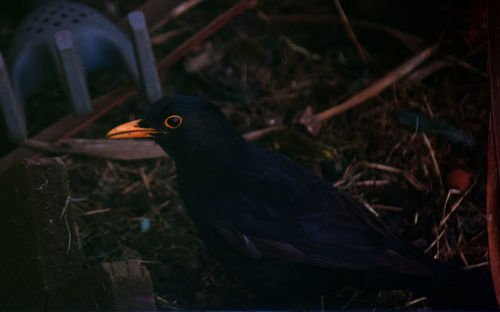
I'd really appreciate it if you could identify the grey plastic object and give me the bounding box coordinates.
[1,0,162,141]
[0,52,27,140]
[7,0,139,103]
[128,11,162,103]
[54,30,92,114]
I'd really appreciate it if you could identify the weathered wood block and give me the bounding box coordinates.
[0,158,82,309]
[101,260,156,310]
[0,158,156,311]
[48,260,156,311]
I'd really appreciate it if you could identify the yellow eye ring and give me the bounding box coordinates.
[164,115,183,129]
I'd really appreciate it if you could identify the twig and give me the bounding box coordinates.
[464,261,489,270]
[423,94,434,117]
[259,13,425,52]
[151,29,186,46]
[405,296,428,307]
[407,55,486,81]
[282,36,322,61]
[140,167,154,199]
[332,164,356,188]
[407,60,449,82]
[372,204,404,212]
[341,291,359,310]
[471,229,487,242]
[20,124,283,160]
[300,43,440,135]
[354,179,391,187]
[442,188,461,223]
[21,138,167,160]
[335,173,362,189]
[60,195,72,254]
[439,179,475,227]
[425,228,445,253]
[421,133,442,185]
[359,199,379,217]
[122,180,143,195]
[363,162,427,191]
[150,0,206,32]
[363,162,400,174]
[243,125,286,141]
[81,208,113,216]
[332,0,369,63]
[435,227,442,259]
[117,0,183,30]
[459,249,470,267]
[117,0,203,33]
[74,223,82,251]
[123,163,163,195]
[133,259,162,264]
[445,55,489,77]
[158,0,259,71]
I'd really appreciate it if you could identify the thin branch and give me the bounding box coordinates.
[150,0,206,33]
[20,125,283,160]
[363,162,428,191]
[463,261,489,270]
[243,125,286,141]
[260,13,425,52]
[151,29,186,46]
[158,0,259,71]
[333,0,369,63]
[300,43,439,135]
[422,133,442,185]
[439,179,476,227]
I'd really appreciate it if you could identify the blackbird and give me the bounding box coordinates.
[108,96,497,309]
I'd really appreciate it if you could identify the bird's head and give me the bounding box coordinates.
[107,96,246,159]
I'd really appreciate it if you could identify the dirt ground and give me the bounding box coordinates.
[0,0,492,309]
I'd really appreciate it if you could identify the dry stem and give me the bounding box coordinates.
[333,0,369,63]
[300,44,440,135]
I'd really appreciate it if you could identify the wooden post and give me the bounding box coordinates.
[0,158,157,311]
[0,158,83,309]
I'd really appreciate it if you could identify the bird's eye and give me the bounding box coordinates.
[164,115,183,129]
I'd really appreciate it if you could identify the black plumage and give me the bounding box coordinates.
[108,95,497,309]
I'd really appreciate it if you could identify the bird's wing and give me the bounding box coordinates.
[208,147,431,275]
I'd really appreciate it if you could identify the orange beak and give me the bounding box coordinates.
[107,119,165,139]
